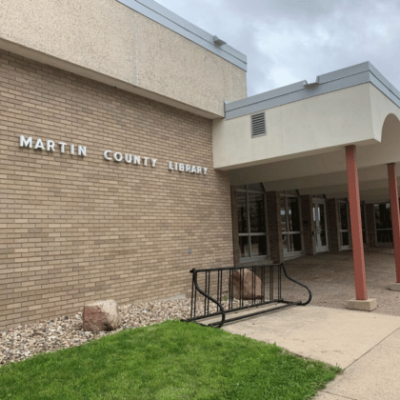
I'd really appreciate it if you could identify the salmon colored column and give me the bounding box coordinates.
[346,145,368,300]
[387,163,400,283]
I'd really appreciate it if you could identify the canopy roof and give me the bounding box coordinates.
[213,62,400,203]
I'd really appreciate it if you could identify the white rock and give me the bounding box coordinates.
[82,300,121,333]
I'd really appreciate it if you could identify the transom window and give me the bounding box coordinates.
[236,184,268,263]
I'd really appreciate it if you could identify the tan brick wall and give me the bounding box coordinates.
[0,50,234,329]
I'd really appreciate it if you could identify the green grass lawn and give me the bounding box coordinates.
[0,320,340,400]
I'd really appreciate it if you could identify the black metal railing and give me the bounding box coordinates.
[183,263,312,328]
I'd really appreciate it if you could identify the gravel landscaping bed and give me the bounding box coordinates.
[0,299,194,367]
[0,297,264,368]
[3,251,398,368]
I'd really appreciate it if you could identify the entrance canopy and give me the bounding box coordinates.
[213,62,400,204]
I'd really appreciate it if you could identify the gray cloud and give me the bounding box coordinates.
[153,0,400,97]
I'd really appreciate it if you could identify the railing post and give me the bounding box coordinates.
[190,269,195,319]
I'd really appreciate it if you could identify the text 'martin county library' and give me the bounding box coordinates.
[2,0,400,329]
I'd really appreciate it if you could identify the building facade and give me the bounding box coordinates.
[0,0,248,329]
[1,0,400,329]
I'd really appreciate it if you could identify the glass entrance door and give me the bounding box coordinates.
[338,200,351,250]
[313,198,329,253]
[280,194,303,257]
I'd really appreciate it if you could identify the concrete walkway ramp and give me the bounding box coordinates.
[223,306,400,399]
[315,327,400,400]
[224,305,400,369]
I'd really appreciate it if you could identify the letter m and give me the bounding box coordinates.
[20,135,33,148]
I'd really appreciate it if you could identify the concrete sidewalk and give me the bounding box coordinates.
[222,306,400,400]
[315,328,400,400]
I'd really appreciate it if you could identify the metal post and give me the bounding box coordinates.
[388,163,400,283]
[346,145,368,300]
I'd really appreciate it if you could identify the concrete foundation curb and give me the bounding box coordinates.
[386,283,400,291]
[346,298,377,311]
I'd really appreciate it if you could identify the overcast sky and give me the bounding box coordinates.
[153,0,400,97]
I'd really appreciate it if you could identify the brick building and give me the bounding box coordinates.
[1,0,400,329]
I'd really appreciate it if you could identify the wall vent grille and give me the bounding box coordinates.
[251,113,266,137]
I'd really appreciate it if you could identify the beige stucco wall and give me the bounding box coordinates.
[369,85,400,142]
[0,0,246,118]
[213,84,377,170]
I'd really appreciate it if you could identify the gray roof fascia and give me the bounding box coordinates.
[368,63,400,102]
[117,0,247,71]
[225,62,400,120]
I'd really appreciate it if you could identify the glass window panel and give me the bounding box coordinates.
[236,187,268,261]
[341,232,350,247]
[292,234,302,252]
[374,204,381,229]
[377,230,393,244]
[318,204,325,224]
[314,221,319,247]
[375,203,392,230]
[288,197,301,232]
[280,198,287,232]
[237,192,248,234]
[340,202,349,230]
[239,236,250,258]
[319,204,327,246]
[320,231,327,247]
[282,234,290,253]
[247,183,264,192]
[361,205,366,231]
[381,203,391,229]
[249,193,265,233]
[251,235,267,256]
[360,204,367,244]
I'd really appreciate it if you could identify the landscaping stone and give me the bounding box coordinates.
[232,269,263,299]
[82,300,121,333]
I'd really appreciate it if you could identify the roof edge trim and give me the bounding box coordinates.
[225,62,400,120]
